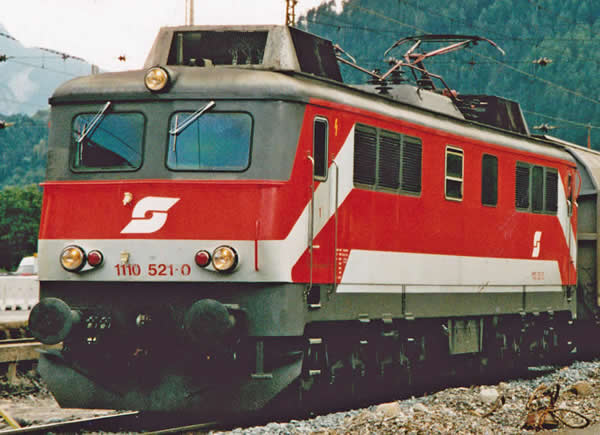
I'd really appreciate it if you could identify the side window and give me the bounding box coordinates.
[313,118,328,180]
[515,162,558,214]
[482,154,498,206]
[353,123,422,195]
[445,147,463,201]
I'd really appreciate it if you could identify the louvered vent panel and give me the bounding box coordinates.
[515,165,530,209]
[378,133,401,189]
[402,139,422,193]
[545,170,558,213]
[353,126,377,186]
[531,166,544,212]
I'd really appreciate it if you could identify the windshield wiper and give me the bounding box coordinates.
[169,101,216,136]
[77,101,112,143]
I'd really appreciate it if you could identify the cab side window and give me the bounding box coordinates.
[313,118,328,180]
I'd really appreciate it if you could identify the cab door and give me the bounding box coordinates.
[307,117,335,301]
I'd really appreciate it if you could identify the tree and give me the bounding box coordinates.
[0,110,48,188]
[0,185,42,270]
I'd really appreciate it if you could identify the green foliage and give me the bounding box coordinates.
[0,110,48,188]
[0,184,42,269]
[0,111,47,269]
[299,0,600,147]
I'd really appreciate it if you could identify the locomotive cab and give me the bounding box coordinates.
[32,25,346,415]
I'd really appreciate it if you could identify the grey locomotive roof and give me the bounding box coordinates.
[49,25,573,164]
[545,135,600,194]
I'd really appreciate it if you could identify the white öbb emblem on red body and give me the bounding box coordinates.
[121,197,180,234]
[531,231,542,258]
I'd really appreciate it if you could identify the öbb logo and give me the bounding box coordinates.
[531,231,542,258]
[121,197,180,234]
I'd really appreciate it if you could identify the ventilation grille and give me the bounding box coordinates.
[402,139,422,193]
[353,126,377,186]
[515,165,530,209]
[378,133,401,189]
[545,171,558,212]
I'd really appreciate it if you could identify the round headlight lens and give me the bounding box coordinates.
[60,246,86,272]
[144,66,169,92]
[212,246,238,272]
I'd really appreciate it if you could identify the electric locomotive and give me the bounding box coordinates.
[29,26,579,416]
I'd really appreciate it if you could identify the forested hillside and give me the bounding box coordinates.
[0,110,47,188]
[0,185,41,269]
[0,111,46,269]
[300,0,600,147]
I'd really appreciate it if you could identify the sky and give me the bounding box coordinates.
[2,0,341,71]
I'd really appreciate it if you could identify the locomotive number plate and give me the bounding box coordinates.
[114,263,192,277]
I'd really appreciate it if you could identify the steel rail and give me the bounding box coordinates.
[0,411,140,434]
[0,341,60,364]
[0,338,35,346]
[144,420,221,434]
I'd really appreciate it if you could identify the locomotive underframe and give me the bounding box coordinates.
[38,280,575,413]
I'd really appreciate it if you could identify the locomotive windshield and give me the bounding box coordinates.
[167,111,252,171]
[71,112,144,171]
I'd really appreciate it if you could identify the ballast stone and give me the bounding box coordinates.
[479,387,500,404]
[375,401,403,418]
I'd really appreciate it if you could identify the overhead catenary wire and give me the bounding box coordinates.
[323,2,600,109]
[300,1,600,147]
[523,109,600,130]
[526,0,595,28]
[306,16,600,43]
[0,96,48,109]
[0,29,91,77]
[471,51,600,106]
[3,58,81,77]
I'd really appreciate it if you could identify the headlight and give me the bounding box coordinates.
[60,245,86,272]
[212,246,238,272]
[144,66,170,92]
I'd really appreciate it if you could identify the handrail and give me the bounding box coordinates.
[331,160,339,296]
[307,156,315,296]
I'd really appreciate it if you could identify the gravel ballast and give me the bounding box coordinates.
[1,360,600,433]
[217,359,600,434]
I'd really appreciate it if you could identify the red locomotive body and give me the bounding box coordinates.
[30,27,579,416]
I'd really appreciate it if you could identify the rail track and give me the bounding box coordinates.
[0,316,59,386]
[0,411,140,434]
[0,315,579,433]
[0,411,225,434]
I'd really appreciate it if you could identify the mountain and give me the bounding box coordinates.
[0,23,94,116]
